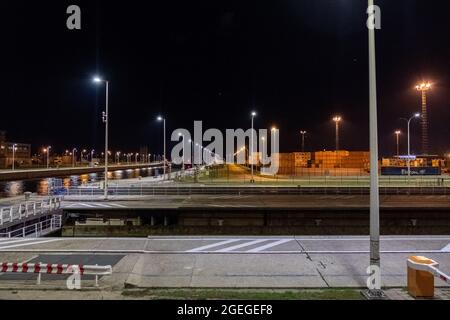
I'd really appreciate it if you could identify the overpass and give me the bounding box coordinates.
[0,162,164,182]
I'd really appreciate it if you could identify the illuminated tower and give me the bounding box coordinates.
[415,82,432,155]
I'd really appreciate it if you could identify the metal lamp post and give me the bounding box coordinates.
[72,148,77,167]
[157,116,167,179]
[300,131,307,152]
[401,113,421,177]
[93,76,109,200]
[333,116,342,151]
[250,111,256,183]
[12,144,17,170]
[394,131,401,157]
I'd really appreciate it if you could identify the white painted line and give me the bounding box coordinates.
[186,239,242,252]
[79,203,96,208]
[93,203,112,208]
[0,238,38,246]
[441,244,450,252]
[0,239,61,250]
[246,239,293,253]
[215,239,269,252]
[108,203,127,208]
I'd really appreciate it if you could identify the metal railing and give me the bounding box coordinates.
[0,197,62,227]
[0,215,62,238]
[63,185,450,197]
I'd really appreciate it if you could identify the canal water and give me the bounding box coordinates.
[0,167,163,198]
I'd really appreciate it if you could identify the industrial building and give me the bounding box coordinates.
[0,131,32,169]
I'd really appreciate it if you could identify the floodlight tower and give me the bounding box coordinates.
[415,82,432,155]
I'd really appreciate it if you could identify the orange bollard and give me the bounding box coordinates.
[407,256,436,298]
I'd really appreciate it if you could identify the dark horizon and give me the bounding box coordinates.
[1,0,449,157]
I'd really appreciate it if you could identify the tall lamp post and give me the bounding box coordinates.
[401,113,421,177]
[46,146,51,169]
[300,131,307,152]
[415,82,431,155]
[394,131,401,157]
[157,116,167,179]
[72,148,77,167]
[250,111,257,183]
[93,76,109,200]
[366,0,382,298]
[12,144,17,170]
[178,133,185,171]
[332,116,342,151]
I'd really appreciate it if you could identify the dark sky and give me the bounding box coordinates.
[1,0,449,157]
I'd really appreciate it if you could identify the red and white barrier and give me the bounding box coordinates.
[407,258,450,284]
[1,262,112,275]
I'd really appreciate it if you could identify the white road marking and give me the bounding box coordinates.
[108,203,127,208]
[215,239,269,252]
[246,239,293,252]
[79,203,96,208]
[0,238,38,246]
[0,239,61,250]
[93,203,112,208]
[186,239,241,252]
[441,243,450,252]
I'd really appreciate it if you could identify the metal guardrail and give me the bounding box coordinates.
[0,197,62,227]
[0,215,62,238]
[63,186,450,196]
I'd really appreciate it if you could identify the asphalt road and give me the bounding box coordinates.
[61,194,450,210]
[1,236,449,288]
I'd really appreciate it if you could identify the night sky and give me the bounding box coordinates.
[1,0,449,157]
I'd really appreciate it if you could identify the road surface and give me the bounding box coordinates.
[1,236,449,289]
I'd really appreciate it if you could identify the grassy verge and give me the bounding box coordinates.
[121,288,363,300]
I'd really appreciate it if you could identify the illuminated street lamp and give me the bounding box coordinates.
[43,146,51,169]
[93,76,110,200]
[394,131,401,157]
[135,153,139,164]
[250,111,257,183]
[72,148,77,167]
[90,149,95,163]
[415,82,432,155]
[178,133,185,171]
[401,113,421,177]
[12,144,17,170]
[300,131,307,152]
[157,116,167,179]
[332,116,342,151]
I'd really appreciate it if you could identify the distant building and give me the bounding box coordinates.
[0,131,32,168]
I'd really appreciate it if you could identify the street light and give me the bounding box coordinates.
[72,148,77,167]
[90,149,95,163]
[45,146,51,169]
[157,116,167,179]
[135,153,139,164]
[178,132,185,171]
[250,111,257,183]
[300,131,307,152]
[12,144,17,170]
[332,116,342,151]
[93,76,110,200]
[415,82,432,155]
[394,131,401,157]
[401,113,421,177]
[367,0,382,298]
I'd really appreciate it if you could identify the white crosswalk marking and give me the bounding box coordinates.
[94,203,112,208]
[186,239,241,252]
[215,239,268,252]
[246,239,293,253]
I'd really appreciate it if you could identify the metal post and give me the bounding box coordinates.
[104,81,109,200]
[367,0,382,298]
[335,121,339,151]
[420,90,429,155]
[407,119,411,177]
[163,119,166,179]
[12,144,16,171]
[250,115,255,183]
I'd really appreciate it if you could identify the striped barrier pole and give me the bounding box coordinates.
[407,256,450,298]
